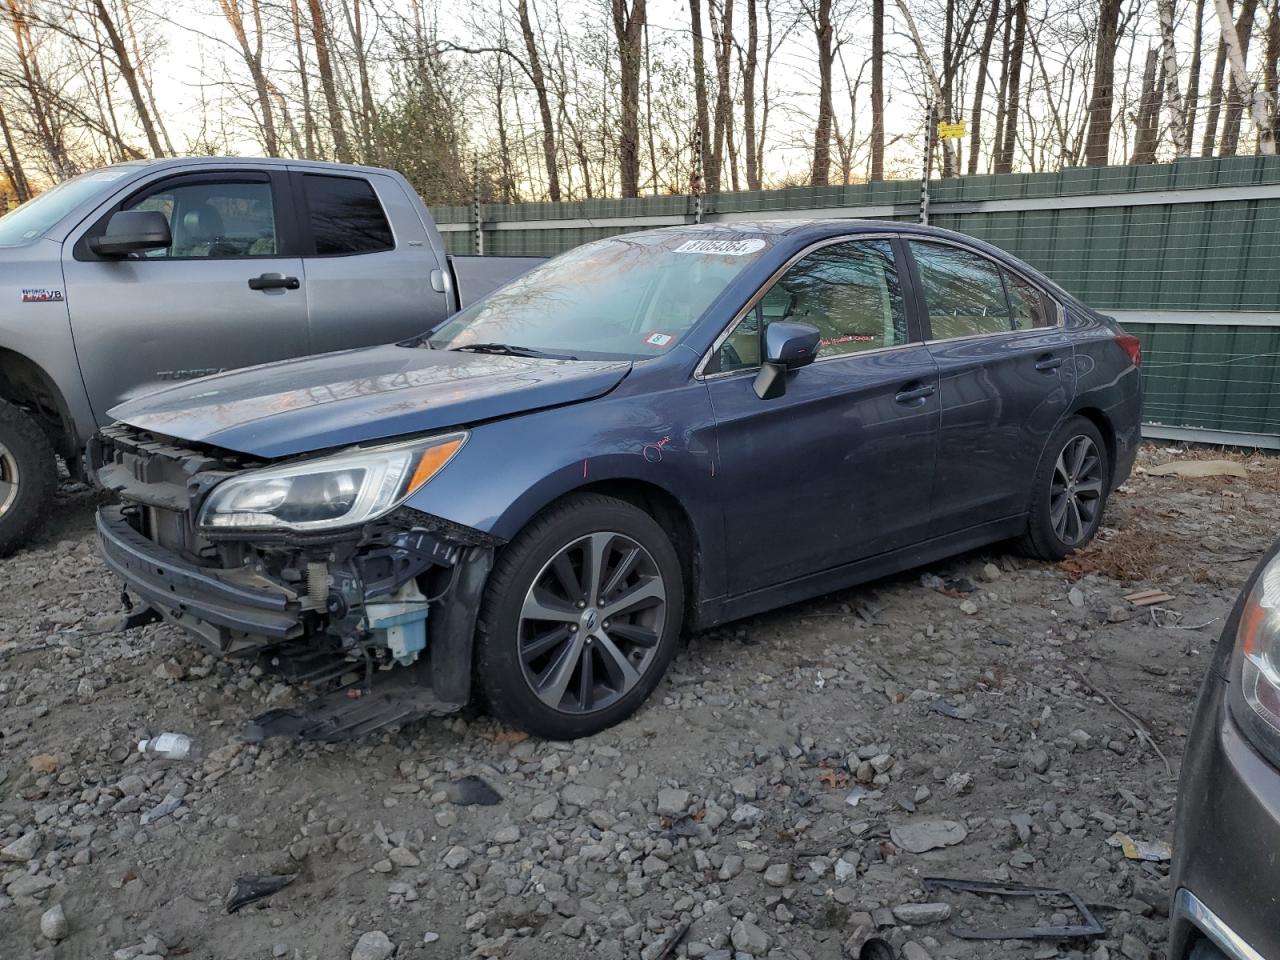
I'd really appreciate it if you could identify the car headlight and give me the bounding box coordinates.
[1235,553,1280,736]
[198,433,466,531]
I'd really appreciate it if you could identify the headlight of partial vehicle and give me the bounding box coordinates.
[198,433,466,531]
[1235,553,1280,738]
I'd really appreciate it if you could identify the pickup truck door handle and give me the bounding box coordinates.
[248,273,300,291]
[894,382,936,405]
[1034,353,1065,371]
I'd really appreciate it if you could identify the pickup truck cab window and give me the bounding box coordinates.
[711,238,907,374]
[301,174,394,255]
[430,231,772,361]
[126,180,278,258]
[909,239,1013,340]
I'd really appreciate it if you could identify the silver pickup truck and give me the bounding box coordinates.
[0,157,538,554]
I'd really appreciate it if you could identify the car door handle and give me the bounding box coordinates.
[1034,353,1065,371]
[248,273,300,291]
[894,382,936,405]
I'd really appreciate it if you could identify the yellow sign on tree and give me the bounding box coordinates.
[937,120,967,139]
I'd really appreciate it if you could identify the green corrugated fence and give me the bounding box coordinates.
[430,155,1280,446]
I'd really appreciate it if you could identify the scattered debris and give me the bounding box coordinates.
[226,873,297,913]
[922,877,1105,940]
[140,793,183,825]
[890,820,968,854]
[1108,833,1173,862]
[928,700,975,721]
[1074,669,1173,778]
[444,775,503,806]
[1125,589,1175,607]
[30,753,58,774]
[1145,460,1248,479]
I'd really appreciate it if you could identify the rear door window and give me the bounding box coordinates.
[909,240,1013,340]
[1005,270,1055,329]
[301,174,394,255]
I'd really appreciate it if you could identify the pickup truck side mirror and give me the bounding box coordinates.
[754,321,821,400]
[91,210,172,258]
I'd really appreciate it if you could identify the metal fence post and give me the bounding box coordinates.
[921,102,935,225]
[472,154,484,256]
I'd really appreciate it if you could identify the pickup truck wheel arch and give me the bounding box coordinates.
[0,349,79,462]
[0,399,56,556]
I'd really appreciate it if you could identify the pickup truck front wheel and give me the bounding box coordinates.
[0,401,56,556]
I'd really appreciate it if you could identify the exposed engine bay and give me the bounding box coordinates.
[90,423,497,740]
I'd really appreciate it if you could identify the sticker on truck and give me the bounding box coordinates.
[21,288,64,303]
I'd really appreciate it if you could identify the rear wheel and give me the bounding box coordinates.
[476,494,684,739]
[0,401,56,557]
[1019,416,1110,561]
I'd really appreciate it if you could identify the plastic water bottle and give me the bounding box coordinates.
[137,732,194,760]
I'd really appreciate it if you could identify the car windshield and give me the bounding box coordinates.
[0,168,132,246]
[428,231,773,360]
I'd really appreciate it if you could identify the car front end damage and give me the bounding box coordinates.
[90,422,498,740]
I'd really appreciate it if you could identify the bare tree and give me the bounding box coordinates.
[611,0,646,197]
[1214,0,1276,152]
[217,0,278,156]
[1158,0,1188,155]
[806,0,835,185]
[709,0,736,190]
[306,0,352,162]
[1183,0,1206,151]
[518,0,562,200]
[968,0,1001,174]
[870,0,884,180]
[995,0,1025,172]
[289,0,317,157]
[742,0,760,188]
[1084,0,1124,165]
[89,0,163,157]
[689,0,713,189]
[1130,46,1162,162]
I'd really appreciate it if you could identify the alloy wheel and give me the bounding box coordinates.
[1050,434,1103,545]
[517,531,667,714]
[0,441,18,519]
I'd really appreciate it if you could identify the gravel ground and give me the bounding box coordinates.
[2,444,1278,960]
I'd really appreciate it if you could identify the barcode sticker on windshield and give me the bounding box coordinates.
[674,238,766,256]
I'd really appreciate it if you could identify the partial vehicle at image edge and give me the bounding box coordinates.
[0,156,538,554]
[1170,538,1280,960]
[90,220,1143,741]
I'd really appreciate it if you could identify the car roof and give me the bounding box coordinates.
[100,156,395,177]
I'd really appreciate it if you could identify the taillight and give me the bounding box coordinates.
[1115,333,1141,367]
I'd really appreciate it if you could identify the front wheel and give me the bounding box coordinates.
[0,401,56,557]
[476,494,684,739]
[1019,416,1110,561]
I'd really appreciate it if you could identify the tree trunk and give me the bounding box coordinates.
[710,0,736,192]
[90,0,164,158]
[306,0,352,162]
[995,0,1025,172]
[8,0,71,176]
[1266,0,1280,136]
[122,0,174,155]
[518,0,562,200]
[1084,0,1123,166]
[993,2,1012,172]
[968,0,1001,174]
[690,0,714,190]
[743,0,760,189]
[1131,46,1162,162]
[290,0,317,158]
[351,0,377,161]
[1183,0,1206,151]
[0,101,29,201]
[1218,0,1263,154]
[1202,0,1232,155]
[1215,0,1276,152]
[1159,0,1189,155]
[218,0,279,156]
[811,0,834,186]
[611,0,646,197]
[871,0,885,180]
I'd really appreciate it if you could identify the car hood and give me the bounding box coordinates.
[108,344,631,458]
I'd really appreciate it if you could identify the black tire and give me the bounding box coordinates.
[1019,415,1110,561]
[476,493,684,739]
[0,401,56,557]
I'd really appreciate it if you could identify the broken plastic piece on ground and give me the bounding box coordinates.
[225,873,296,913]
[444,775,502,806]
[1145,460,1248,479]
[1107,832,1172,862]
[242,671,463,741]
[140,793,182,825]
[921,877,1105,940]
[928,700,976,721]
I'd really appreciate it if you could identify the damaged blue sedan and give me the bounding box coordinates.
[92,221,1142,740]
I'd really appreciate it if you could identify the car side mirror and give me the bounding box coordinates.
[91,210,172,258]
[753,321,821,400]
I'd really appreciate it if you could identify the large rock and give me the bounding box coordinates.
[0,831,40,862]
[730,919,771,953]
[890,819,968,854]
[351,930,394,960]
[40,903,68,941]
[656,788,690,817]
[560,784,602,808]
[892,902,952,925]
